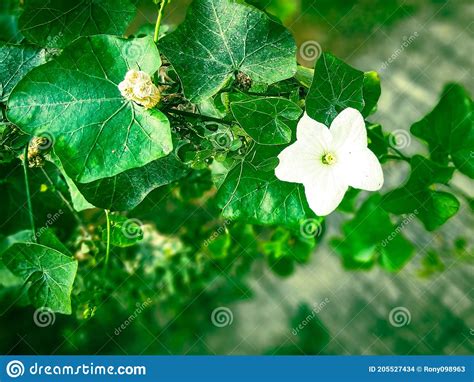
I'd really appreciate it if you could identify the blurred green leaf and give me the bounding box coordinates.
[101,215,143,248]
[332,194,414,272]
[382,156,459,231]
[411,83,473,178]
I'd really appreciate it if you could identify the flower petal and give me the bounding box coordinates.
[275,142,321,184]
[330,107,367,151]
[303,168,348,216]
[341,148,384,191]
[296,112,332,152]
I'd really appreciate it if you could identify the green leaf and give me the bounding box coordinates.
[160,0,297,102]
[76,153,189,211]
[19,0,136,48]
[230,97,302,144]
[216,145,316,228]
[0,43,46,103]
[382,155,459,231]
[261,227,316,262]
[367,124,389,160]
[0,161,75,236]
[3,243,78,314]
[101,215,143,247]
[411,83,474,178]
[0,0,23,43]
[294,65,314,88]
[306,53,365,126]
[7,35,173,183]
[331,194,414,272]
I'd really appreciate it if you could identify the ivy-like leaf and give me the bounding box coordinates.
[382,155,459,231]
[411,83,473,178]
[331,194,414,272]
[7,35,173,183]
[3,243,78,314]
[19,0,136,48]
[160,0,297,102]
[230,97,302,145]
[0,43,46,103]
[216,145,316,228]
[76,154,189,211]
[306,53,365,125]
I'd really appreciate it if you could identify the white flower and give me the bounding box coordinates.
[275,108,384,216]
[118,69,161,109]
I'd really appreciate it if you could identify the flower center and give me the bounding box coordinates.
[321,152,336,165]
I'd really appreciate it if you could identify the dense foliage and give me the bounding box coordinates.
[0,0,472,326]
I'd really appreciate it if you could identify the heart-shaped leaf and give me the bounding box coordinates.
[3,243,78,314]
[19,0,136,48]
[216,145,316,228]
[230,97,302,145]
[160,0,297,102]
[382,155,459,231]
[306,53,365,126]
[7,35,173,183]
[411,83,473,178]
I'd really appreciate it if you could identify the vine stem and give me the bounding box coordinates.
[40,167,85,228]
[154,0,169,43]
[164,108,233,125]
[23,145,37,242]
[381,154,410,162]
[104,209,111,269]
[388,145,411,162]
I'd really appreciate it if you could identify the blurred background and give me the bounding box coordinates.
[1,0,473,355]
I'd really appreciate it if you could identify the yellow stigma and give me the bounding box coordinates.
[321,152,336,165]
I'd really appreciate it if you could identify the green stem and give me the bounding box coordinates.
[154,0,169,43]
[40,167,85,228]
[381,154,409,162]
[389,145,410,162]
[104,209,111,269]
[164,108,233,125]
[23,145,37,242]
